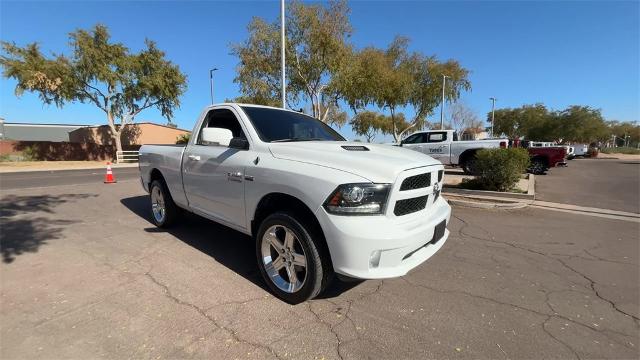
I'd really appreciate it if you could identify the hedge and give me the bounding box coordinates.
[462,148,530,192]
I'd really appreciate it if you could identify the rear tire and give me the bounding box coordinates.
[255,212,332,304]
[149,179,179,228]
[529,158,547,175]
[461,156,478,175]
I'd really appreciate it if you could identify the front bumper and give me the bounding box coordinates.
[315,196,452,279]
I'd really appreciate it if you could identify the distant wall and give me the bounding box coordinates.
[0,140,139,161]
[69,123,189,146]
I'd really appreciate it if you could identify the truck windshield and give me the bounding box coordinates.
[241,106,346,143]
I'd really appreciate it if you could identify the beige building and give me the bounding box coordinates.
[69,122,189,146]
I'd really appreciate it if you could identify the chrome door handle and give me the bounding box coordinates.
[227,171,243,182]
[188,155,201,161]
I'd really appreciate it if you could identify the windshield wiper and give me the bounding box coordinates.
[271,138,327,143]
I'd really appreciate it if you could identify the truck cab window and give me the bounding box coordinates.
[403,133,425,144]
[427,132,447,143]
[198,109,246,145]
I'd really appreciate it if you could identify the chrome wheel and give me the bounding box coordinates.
[261,225,308,293]
[151,185,166,223]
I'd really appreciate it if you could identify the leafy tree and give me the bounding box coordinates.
[490,104,551,140]
[608,120,640,147]
[0,25,187,152]
[491,104,614,144]
[232,0,350,125]
[337,37,470,141]
[350,111,392,142]
[555,106,609,143]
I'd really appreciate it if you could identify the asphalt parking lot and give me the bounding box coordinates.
[1,160,639,359]
[536,158,640,213]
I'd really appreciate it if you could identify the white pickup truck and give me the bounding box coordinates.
[399,130,508,173]
[139,104,451,303]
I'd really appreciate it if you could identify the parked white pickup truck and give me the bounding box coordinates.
[139,104,451,303]
[398,130,508,173]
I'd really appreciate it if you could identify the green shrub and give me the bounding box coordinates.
[20,145,38,161]
[176,133,191,144]
[600,147,640,155]
[462,148,530,192]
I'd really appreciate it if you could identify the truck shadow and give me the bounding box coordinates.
[120,195,362,299]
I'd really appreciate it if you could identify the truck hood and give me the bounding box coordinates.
[268,141,441,183]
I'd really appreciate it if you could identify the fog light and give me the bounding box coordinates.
[369,250,381,268]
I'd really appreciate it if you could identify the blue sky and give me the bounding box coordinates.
[1,0,638,141]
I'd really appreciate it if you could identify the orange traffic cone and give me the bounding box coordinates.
[104,162,117,184]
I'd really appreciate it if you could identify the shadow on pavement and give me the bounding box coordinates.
[0,194,92,263]
[120,195,362,299]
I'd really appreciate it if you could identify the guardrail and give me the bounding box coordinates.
[116,150,139,163]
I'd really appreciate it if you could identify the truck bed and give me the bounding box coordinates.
[138,144,188,206]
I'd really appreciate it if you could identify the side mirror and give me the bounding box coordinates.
[201,127,233,146]
[229,137,249,150]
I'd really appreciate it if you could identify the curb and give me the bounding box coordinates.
[445,194,532,209]
[443,173,535,209]
[443,174,535,201]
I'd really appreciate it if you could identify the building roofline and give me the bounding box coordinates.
[2,123,93,127]
[2,121,190,132]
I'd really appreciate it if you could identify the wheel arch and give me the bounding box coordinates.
[458,148,478,165]
[149,168,165,186]
[252,192,333,266]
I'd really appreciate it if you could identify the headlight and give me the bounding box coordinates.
[323,183,391,215]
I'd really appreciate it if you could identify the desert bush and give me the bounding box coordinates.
[20,145,38,161]
[176,133,191,144]
[462,148,530,192]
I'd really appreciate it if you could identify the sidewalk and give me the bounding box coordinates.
[0,161,138,173]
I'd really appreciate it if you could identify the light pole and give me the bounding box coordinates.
[489,97,497,138]
[439,75,449,129]
[209,68,218,105]
[280,0,286,109]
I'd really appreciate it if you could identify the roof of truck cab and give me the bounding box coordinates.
[205,103,305,115]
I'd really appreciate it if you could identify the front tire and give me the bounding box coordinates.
[149,179,179,228]
[255,212,332,304]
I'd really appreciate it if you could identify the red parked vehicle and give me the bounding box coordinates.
[511,140,567,174]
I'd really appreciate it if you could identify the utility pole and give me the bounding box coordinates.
[209,68,218,105]
[489,97,497,138]
[280,0,286,109]
[439,75,449,129]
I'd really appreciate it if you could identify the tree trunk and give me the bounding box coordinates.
[106,112,122,161]
[114,131,123,154]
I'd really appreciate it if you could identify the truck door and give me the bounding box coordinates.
[182,107,254,230]
[421,131,451,163]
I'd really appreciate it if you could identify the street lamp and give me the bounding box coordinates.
[489,97,497,138]
[209,68,218,105]
[439,75,449,129]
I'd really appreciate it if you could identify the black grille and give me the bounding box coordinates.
[400,173,431,191]
[394,195,429,216]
